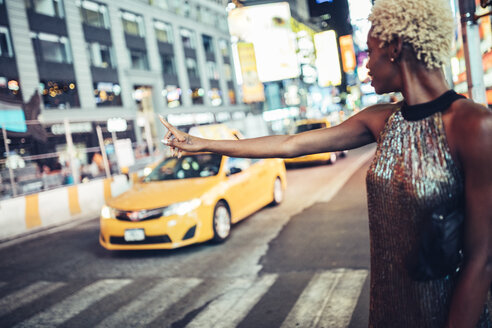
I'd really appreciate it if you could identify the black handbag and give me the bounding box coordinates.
[407,206,465,281]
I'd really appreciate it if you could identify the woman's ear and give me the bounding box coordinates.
[387,38,403,62]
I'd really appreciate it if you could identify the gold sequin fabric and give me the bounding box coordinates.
[366,110,491,327]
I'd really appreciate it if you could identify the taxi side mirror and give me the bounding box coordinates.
[227,167,242,176]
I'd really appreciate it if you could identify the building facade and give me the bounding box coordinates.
[0,0,246,155]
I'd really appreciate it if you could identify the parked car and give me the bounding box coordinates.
[100,125,286,250]
[283,118,346,166]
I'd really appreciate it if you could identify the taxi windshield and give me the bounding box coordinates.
[144,154,223,182]
[296,122,325,133]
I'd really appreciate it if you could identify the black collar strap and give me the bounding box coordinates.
[401,90,466,121]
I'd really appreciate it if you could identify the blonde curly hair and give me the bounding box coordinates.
[368,0,455,69]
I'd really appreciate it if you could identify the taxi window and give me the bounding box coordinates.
[296,122,325,133]
[144,154,222,181]
[225,157,251,175]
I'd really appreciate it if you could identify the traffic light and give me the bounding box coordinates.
[307,0,352,36]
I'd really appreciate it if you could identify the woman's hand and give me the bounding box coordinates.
[159,115,204,157]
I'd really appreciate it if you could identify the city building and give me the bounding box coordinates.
[0,0,246,163]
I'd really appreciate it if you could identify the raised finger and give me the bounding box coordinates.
[158,115,186,141]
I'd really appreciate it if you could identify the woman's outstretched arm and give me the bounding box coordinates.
[159,104,394,159]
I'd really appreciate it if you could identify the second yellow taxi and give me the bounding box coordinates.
[100,125,286,250]
[284,118,344,166]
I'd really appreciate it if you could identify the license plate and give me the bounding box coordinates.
[124,229,145,242]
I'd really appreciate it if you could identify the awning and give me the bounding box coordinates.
[0,108,27,133]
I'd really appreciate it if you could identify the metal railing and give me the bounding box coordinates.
[0,118,163,200]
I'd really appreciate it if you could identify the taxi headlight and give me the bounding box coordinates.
[162,199,202,217]
[101,205,115,219]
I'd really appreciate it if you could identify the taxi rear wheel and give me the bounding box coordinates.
[212,201,231,243]
[271,178,283,206]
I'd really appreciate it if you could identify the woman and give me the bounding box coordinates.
[160,0,492,326]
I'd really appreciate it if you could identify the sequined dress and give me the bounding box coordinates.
[366,108,491,327]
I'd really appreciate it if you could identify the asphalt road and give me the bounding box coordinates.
[0,144,376,328]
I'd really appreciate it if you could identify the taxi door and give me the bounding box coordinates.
[244,158,272,211]
[223,157,252,222]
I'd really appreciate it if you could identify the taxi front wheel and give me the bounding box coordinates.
[212,201,231,243]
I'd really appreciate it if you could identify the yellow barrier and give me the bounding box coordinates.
[0,175,130,241]
[25,194,41,229]
[68,185,82,215]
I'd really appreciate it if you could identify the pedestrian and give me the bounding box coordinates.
[159,0,492,326]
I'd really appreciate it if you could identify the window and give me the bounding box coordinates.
[129,49,149,70]
[163,85,181,108]
[180,28,195,49]
[121,11,145,37]
[0,27,14,58]
[39,80,80,109]
[200,8,212,25]
[196,5,202,23]
[87,42,115,68]
[208,88,222,106]
[161,54,176,75]
[219,39,229,57]
[206,61,219,80]
[223,63,232,81]
[169,0,181,15]
[25,0,64,18]
[154,20,173,43]
[225,157,251,175]
[202,35,214,55]
[190,87,204,105]
[94,82,122,107]
[32,32,72,63]
[78,0,110,29]
[228,89,236,104]
[0,77,22,101]
[182,0,191,18]
[186,57,199,78]
[149,0,168,10]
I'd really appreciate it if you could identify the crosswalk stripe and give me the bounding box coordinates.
[15,279,132,327]
[0,281,66,317]
[186,274,277,328]
[96,277,202,328]
[281,270,343,328]
[281,269,368,328]
[318,269,368,328]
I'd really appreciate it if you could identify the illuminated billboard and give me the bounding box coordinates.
[228,2,300,82]
[237,42,265,103]
[339,34,356,73]
[314,30,342,86]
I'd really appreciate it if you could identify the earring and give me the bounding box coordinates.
[390,58,395,62]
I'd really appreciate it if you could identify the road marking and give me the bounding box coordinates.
[281,269,368,328]
[318,269,368,328]
[2,269,368,327]
[0,281,65,317]
[96,277,202,328]
[15,279,132,327]
[186,274,277,328]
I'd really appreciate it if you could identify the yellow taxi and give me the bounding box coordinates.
[100,124,286,250]
[283,118,342,166]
